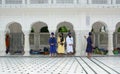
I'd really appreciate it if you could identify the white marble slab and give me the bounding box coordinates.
[0,56,120,74]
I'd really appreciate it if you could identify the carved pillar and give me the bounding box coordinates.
[0,31,6,56]
[23,31,30,56]
[108,31,114,55]
[74,31,81,56]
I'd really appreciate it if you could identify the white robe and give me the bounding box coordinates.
[66,36,73,53]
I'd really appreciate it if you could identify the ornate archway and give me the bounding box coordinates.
[29,21,49,54]
[91,21,108,55]
[56,21,76,54]
[113,22,120,49]
[5,22,24,55]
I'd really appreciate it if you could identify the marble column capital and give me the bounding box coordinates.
[23,31,30,36]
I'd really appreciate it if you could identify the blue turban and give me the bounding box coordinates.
[51,32,54,35]
[68,32,71,35]
[89,32,92,35]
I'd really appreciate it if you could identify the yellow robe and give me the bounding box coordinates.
[57,37,65,53]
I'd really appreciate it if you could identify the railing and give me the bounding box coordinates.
[91,0,107,4]
[0,0,120,8]
[30,0,48,4]
[5,0,22,4]
[0,0,2,4]
[56,0,74,4]
[116,0,120,4]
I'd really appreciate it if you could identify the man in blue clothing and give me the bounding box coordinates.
[49,32,57,57]
[84,32,93,58]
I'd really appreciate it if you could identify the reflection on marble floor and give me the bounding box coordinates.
[0,56,120,74]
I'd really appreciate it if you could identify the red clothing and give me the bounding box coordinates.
[5,35,10,48]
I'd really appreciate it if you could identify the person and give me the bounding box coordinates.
[66,32,74,55]
[84,32,93,58]
[5,33,10,54]
[57,32,65,56]
[49,32,57,57]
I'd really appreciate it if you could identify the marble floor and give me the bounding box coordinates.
[0,56,120,74]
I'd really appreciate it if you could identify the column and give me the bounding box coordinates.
[2,0,5,8]
[88,0,91,4]
[22,0,26,7]
[27,0,30,4]
[23,31,30,56]
[53,0,56,4]
[74,31,81,56]
[112,0,116,5]
[108,31,114,55]
[108,0,112,5]
[2,0,5,4]
[74,0,77,4]
[0,31,6,56]
[48,0,52,4]
[48,25,56,36]
[80,30,89,56]
[22,0,25,4]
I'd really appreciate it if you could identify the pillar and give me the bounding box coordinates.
[48,24,56,36]
[23,31,30,56]
[0,31,6,56]
[108,31,114,55]
[74,31,81,56]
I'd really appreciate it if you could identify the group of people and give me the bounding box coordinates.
[5,31,93,58]
[49,32,93,58]
[49,32,74,57]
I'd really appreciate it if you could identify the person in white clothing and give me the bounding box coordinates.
[66,32,74,54]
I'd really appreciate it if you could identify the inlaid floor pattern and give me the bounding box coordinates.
[0,56,120,74]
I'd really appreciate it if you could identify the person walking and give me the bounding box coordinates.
[84,32,93,58]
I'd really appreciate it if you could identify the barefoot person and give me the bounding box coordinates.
[84,32,93,58]
[49,32,57,57]
[66,32,74,55]
[57,32,65,56]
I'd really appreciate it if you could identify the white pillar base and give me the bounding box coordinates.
[108,50,114,55]
[0,51,6,56]
[23,51,30,56]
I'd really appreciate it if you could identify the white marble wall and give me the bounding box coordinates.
[0,8,120,56]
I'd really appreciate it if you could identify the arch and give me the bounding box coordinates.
[56,21,76,54]
[91,21,108,55]
[40,26,49,33]
[5,22,24,55]
[56,21,74,33]
[92,21,108,32]
[6,22,22,33]
[113,22,120,49]
[29,21,50,54]
[5,22,22,33]
[30,21,48,33]
[115,22,120,32]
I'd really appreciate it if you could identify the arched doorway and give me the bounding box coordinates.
[91,22,108,55]
[5,22,24,55]
[113,22,120,55]
[56,21,76,54]
[29,22,49,55]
